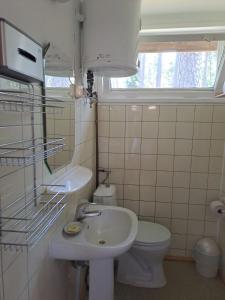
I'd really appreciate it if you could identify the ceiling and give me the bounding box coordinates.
[141,0,225,16]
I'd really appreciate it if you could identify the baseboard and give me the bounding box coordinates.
[165,255,194,262]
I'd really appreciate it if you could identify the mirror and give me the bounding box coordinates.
[44,81,75,173]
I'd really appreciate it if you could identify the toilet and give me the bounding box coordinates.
[93,184,171,288]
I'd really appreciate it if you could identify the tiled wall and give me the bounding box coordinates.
[98,103,225,257]
[0,77,96,300]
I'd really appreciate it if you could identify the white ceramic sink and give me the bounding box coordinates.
[49,205,138,260]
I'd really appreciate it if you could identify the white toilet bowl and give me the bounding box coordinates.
[117,221,171,288]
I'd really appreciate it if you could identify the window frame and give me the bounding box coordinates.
[98,29,225,104]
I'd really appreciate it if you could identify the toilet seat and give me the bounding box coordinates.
[134,221,171,247]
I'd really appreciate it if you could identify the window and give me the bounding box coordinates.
[111,41,218,89]
[45,76,74,88]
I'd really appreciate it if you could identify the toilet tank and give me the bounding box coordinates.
[93,184,117,206]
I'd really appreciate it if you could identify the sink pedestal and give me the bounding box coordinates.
[89,258,114,300]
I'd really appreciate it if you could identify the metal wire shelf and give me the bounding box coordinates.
[0,90,64,113]
[0,184,67,248]
[0,137,65,166]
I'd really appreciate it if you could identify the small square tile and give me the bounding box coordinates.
[156,187,172,202]
[193,123,211,139]
[99,153,108,168]
[140,201,155,217]
[189,189,206,205]
[124,185,139,201]
[141,139,158,154]
[190,173,208,189]
[98,137,109,153]
[125,154,140,169]
[213,105,225,122]
[174,139,192,155]
[157,155,174,171]
[174,156,191,172]
[124,170,140,185]
[177,106,195,122]
[192,140,210,156]
[158,122,176,138]
[173,172,190,188]
[171,234,186,249]
[125,138,141,154]
[159,106,176,121]
[171,219,187,234]
[142,122,158,138]
[98,121,109,137]
[209,157,223,174]
[172,203,188,219]
[156,202,171,218]
[158,139,174,155]
[142,105,159,121]
[176,122,193,139]
[210,140,225,157]
[188,204,205,220]
[140,154,157,170]
[140,170,156,186]
[195,105,213,122]
[109,138,124,153]
[208,174,220,190]
[191,157,209,173]
[188,220,204,235]
[172,188,189,204]
[110,122,125,137]
[126,105,142,121]
[126,122,141,137]
[98,105,109,121]
[109,153,124,169]
[156,171,173,187]
[110,105,125,121]
[212,123,225,140]
[109,169,124,184]
[140,186,156,201]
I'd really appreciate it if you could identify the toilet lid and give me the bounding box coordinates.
[135,221,171,246]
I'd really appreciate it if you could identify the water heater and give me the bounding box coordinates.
[82,0,141,77]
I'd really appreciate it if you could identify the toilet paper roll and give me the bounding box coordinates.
[210,200,225,217]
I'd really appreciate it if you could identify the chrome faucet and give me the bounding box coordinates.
[74,202,102,221]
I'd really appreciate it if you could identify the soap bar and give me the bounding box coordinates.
[63,222,82,236]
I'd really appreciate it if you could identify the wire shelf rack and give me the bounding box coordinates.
[0,138,65,166]
[0,184,67,248]
[0,90,64,113]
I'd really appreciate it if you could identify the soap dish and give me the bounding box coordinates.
[63,221,83,236]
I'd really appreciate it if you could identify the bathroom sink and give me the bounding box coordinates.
[49,205,138,260]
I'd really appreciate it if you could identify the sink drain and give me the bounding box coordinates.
[98,239,106,245]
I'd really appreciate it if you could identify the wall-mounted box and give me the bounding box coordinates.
[0,18,44,83]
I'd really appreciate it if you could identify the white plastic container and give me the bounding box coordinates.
[93,184,117,206]
[82,0,141,77]
[193,238,220,278]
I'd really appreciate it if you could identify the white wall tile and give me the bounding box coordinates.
[110,122,125,137]
[158,139,174,155]
[126,122,141,137]
[140,186,156,201]
[109,153,124,169]
[140,154,157,170]
[174,139,192,155]
[193,123,212,139]
[110,105,125,121]
[156,202,171,218]
[140,170,157,186]
[157,155,174,171]
[190,173,208,189]
[159,106,176,121]
[142,105,159,121]
[126,105,142,121]
[176,122,193,139]
[124,170,140,185]
[173,172,190,188]
[189,189,206,205]
[192,140,210,156]
[177,106,195,122]
[141,139,157,154]
[172,188,189,204]
[158,122,176,138]
[174,156,191,172]
[195,105,213,122]
[98,105,109,121]
[156,187,172,202]
[213,105,225,122]
[142,122,158,138]
[140,201,155,217]
[191,156,209,173]
[189,204,205,220]
[157,171,173,187]
[125,138,141,154]
[172,203,188,219]
[124,185,139,201]
[125,154,140,169]
[109,138,124,153]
